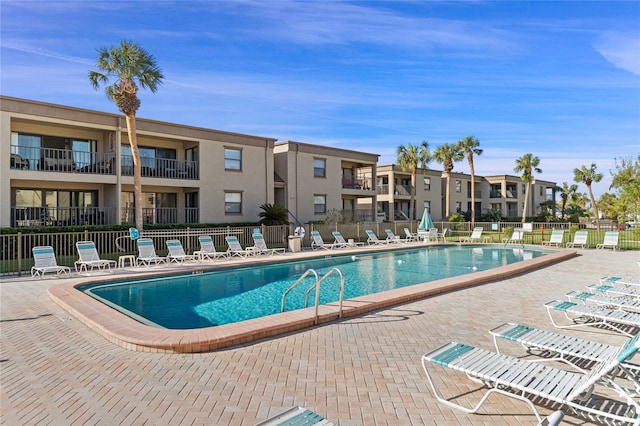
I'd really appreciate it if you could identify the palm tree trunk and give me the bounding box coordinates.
[469,162,476,225]
[445,172,451,218]
[522,182,531,224]
[125,113,144,231]
[587,185,600,231]
[410,171,416,220]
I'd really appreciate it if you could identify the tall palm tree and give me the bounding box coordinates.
[396,141,431,220]
[89,40,164,231]
[559,182,578,220]
[514,153,542,224]
[456,136,483,225]
[574,163,603,230]
[433,142,463,218]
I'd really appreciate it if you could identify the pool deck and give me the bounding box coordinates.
[1,247,639,425]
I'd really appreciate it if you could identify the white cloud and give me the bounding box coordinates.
[593,32,640,76]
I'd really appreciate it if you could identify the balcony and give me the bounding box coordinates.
[9,145,199,179]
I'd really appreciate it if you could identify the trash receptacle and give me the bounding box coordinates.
[288,236,302,252]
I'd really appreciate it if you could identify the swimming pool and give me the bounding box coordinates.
[81,245,550,329]
[49,244,575,352]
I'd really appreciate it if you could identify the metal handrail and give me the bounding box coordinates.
[306,268,345,324]
[281,269,319,313]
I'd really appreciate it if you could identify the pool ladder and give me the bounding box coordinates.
[281,268,345,325]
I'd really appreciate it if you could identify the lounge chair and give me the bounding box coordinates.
[566,290,640,313]
[225,236,253,257]
[589,283,640,299]
[310,231,336,250]
[165,239,197,263]
[74,241,116,273]
[404,228,420,242]
[544,299,640,337]
[136,239,167,267]
[537,411,564,426]
[252,233,285,255]
[596,231,619,250]
[566,230,588,249]
[194,236,229,261]
[601,276,640,288]
[489,322,640,383]
[541,230,564,247]
[461,227,483,243]
[365,230,387,245]
[255,406,335,426]
[332,231,364,248]
[436,228,448,242]
[421,334,640,424]
[502,228,524,245]
[31,246,71,278]
[384,229,402,243]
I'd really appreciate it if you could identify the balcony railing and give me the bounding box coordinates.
[9,146,199,179]
[121,156,199,179]
[10,206,200,227]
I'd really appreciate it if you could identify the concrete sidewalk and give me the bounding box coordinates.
[1,250,638,425]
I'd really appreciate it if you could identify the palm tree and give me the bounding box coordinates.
[513,153,542,224]
[559,182,578,220]
[433,142,463,218]
[89,40,164,231]
[258,203,289,225]
[396,141,431,220]
[457,136,483,225]
[574,163,603,230]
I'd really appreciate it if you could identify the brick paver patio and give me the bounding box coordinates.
[1,249,638,425]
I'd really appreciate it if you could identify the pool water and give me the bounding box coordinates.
[84,245,549,329]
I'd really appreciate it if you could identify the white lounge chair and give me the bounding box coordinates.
[421,334,640,425]
[365,229,388,245]
[194,236,229,261]
[136,239,167,267]
[252,233,285,255]
[310,231,335,250]
[489,322,640,384]
[384,229,402,243]
[225,236,253,257]
[566,290,640,313]
[566,230,588,249]
[502,228,524,245]
[461,227,483,243]
[596,231,619,250]
[166,239,197,263]
[545,299,640,336]
[255,406,335,426]
[332,231,364,248]
[404,228,420,242]
[74,241,116,273]
[541,230,564,247]
[589,283,640,299]
[31,246,71,278]
[436,228,448,242]
[601,276,640,288]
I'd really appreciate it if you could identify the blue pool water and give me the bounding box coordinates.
[83,245,550,329]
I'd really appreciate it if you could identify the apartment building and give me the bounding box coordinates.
[1,96,276,227]
[374,164,444,221]
[376,167,556,221]
[273,141,378,225]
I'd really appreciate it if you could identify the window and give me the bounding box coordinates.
[225,192,242,214]
[314,158,326,178]
[225,148,242,171]
[455,180,461,193]
[522,183,526,194]
[455,201,462,213]
[539,186,543,196]
[423,177,431,190]
[314,195,326,214]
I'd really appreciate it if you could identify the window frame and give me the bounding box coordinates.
[313,158,326,178]
[224,148,242,171]
[224,191,243,214]
[314,194,327,214]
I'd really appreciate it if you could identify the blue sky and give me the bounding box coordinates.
[1,1,639,198]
